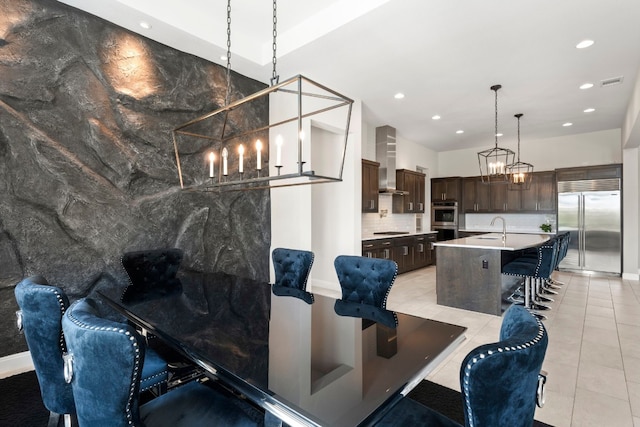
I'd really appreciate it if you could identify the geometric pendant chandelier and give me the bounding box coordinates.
[477,84,515,184]
[507,113,534,190]
[171,0,353,192]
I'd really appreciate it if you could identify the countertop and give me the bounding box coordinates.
[459,228,555,235]
[433,232,549,251]
[362,231,437,241]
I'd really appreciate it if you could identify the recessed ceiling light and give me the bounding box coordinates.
[432,115,441,120]
[139,21,152,30]
[563,122,573,127]
[576,40,594,49]
[580,83,594,90]
[394,93,405,99]
[584,108,595,113]
[456,130,464,134]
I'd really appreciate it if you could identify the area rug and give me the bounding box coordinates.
[0,371,48,427]
[1,371,555,427]
[408,380,554,427]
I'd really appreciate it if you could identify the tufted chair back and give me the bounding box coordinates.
[460,304,548,427]
[62,297,145,426]
[271,248,315,304]
[333,255,399,329]
[121,248,184,303]
[14,276,76,417]
[534,238,559,280]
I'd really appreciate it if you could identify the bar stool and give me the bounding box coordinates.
[502,238,558,320]
[546,231,570,288]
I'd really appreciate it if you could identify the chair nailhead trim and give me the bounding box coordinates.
[42,286,70,353]
[381,265,399,326]
[462,307,546,427]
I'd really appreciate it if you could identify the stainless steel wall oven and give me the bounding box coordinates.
[431,201,458,241]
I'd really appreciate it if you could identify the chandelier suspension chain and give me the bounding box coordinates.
[225,0,232,106]
[494,86,499,148]
[271,0,279,85]
[516,114,521,162]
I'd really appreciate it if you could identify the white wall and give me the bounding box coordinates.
[622,68,640,280]
[270,96,362,293]
[623,147,640,280]
[437,129,622,177]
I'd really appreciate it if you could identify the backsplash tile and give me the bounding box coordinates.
[463,213,556,233]
[362,196,421,235]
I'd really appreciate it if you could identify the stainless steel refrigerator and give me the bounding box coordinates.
[557,178,621,275]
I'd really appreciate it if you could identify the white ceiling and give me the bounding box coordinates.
[58,0,640,152]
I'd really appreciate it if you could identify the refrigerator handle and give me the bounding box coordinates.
[580,194,585,267]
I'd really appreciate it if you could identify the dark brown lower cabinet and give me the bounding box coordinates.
[362,234,436,274]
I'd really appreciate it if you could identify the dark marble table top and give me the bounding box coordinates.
[100,271,466,427]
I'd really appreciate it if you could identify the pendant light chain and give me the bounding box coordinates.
[516,114,522,162]
[225,0,232,106]
[493,85,500,148]
[271,0,279,85]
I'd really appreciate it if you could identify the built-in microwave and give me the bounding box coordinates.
[431,201,458,227]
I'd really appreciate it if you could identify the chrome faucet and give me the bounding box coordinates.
[490,216,506,241]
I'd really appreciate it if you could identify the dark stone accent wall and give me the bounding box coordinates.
[0,0,271,357]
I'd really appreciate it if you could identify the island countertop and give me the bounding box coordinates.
[433,233,549,251]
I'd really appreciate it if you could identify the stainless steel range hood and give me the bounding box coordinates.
[376,125,409,195]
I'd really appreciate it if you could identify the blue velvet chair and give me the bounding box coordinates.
[14,276,75,427]
[374,305,548,427]
[121,248,184,304]
[271,248,315,304]
[14,276,169,424]
[333,255,399,329]
[62,298,262,427]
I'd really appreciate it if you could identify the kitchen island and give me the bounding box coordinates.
[433,233,549,315]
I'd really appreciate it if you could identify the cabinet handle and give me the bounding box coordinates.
[384,249,390,259]
[383,242,391,246]
[366,252,373,258]
[403,246,409,256]
[370,200,375,209]
[419,202,423,211]
[504,203,507,211]
[409,202,414,211]
[363,244,374,248]
[418,243,424,253]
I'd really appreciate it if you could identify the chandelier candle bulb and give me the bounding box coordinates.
[276,135,283,167]
[208,152,215,178]
[256,140,262,170]
[238,144,244,173]
[222,147,228,176]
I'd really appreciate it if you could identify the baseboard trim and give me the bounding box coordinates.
[0,351,34,379]
[622,272,640,281]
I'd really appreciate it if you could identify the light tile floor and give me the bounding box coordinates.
[384,267,640,427]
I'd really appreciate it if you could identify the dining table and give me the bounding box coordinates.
[99,270,467,427]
